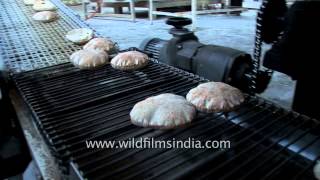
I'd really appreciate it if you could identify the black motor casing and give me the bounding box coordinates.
[140,17,271,93]
[140,37,252,92]
[192,45,251,90]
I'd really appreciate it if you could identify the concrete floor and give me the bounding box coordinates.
[71,6,296,109]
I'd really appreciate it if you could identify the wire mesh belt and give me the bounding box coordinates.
[0,0,102,73]
[12,62,320,180]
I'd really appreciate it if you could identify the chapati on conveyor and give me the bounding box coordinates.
[32,11,58,23]
[83,38,115,53]
[186,82,245,113]
[130,93,196,129]
[66,28,94,45]
[314,161,320,180]
[62,0,81,6]
[23,0,35,5]
[70,49,108,69]
[33,0,57,11]
[111,51,149,71]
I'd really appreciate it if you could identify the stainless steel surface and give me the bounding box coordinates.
[0,0,116,73]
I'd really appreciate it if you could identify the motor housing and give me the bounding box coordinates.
[140,18,259,93]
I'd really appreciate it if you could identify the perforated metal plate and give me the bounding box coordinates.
[0,0,105,73]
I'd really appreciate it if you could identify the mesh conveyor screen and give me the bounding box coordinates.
[0,0,104,73]
[12,62,320,180]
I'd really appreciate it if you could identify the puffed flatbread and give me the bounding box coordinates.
[83,38,115,53]
[32,11,58,23]
[33,0,57,11]
[186,82,245,113]
[66,28,94,45]
[130,93,196,129]
[111,51,149,71]
[314,162,320,180]
[62,0,81,6]
[70,49,108,69]
[24,0,35,5]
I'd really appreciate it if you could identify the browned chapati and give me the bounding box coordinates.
[130,93,196,129]
[186,82,245,113]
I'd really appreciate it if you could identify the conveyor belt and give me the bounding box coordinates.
[3,0,320,179]
[0,0,116,73]
[12,62,320,179]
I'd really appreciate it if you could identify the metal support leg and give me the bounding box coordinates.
[129,0,136,22]
[149,0,153,24]
[225,0,231,15]
[82,0,88,19]
[191,0,197,31]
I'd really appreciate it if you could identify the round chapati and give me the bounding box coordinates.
[83,38,115,53]
[111,51,149,71]
[24,0,35,5]
[186,82,245,113]
[32,11,58,23]
[33,0,57,11]
[62,0,81,6]
[314,162,320,180]
[130,93,196,129]
[66,28,94,45]
[70,49,108,69]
